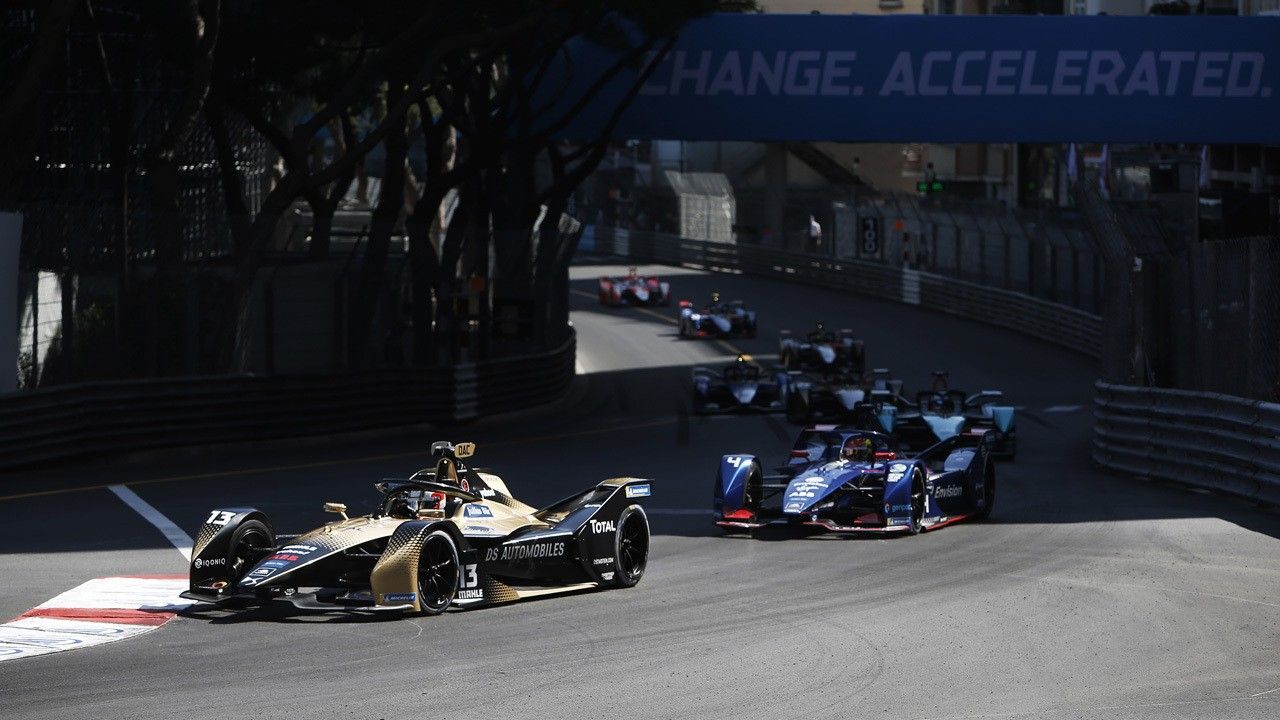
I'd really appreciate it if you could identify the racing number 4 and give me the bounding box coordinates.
[460,564,478,589]
[726,456,746,468]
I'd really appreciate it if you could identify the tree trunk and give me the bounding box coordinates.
[348,83,407,369]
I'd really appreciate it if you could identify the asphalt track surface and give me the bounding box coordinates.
[2,261,1279,720]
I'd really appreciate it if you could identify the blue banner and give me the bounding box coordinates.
[546,15,1280,143]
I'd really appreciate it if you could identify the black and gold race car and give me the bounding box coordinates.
[181,441,652,615]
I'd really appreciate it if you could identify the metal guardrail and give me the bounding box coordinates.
[589,227,1101,358]
[0,334,575,471]
[1094,381,1280,506]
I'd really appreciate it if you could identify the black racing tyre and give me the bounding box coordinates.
[786,394,811,424]
[612,505,650,587]
[907,467,926,535]
[782,349,798,371]
[226,519,274,583]
[416,530,460,615]
[975,463,996,520]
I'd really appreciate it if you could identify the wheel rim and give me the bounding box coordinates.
[617,512,649,580]
[417,534,459,612]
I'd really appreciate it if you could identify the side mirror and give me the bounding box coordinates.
[874,451,897,461]
[324,502,348,520]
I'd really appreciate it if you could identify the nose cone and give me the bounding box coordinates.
[712,315,732,334]
[730,383,758,405]
[782,475,831,514]
[835,388,864,410]
[816,345,836,364]
[633,286,650,302]
[923,415,966,441]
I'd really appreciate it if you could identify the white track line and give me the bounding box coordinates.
[109,485,194,561]
[645,508,713,516]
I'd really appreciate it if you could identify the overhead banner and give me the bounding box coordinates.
[548,15,1280,143]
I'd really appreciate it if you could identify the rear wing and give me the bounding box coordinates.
[534,478,653,525]
[911,430,997,463]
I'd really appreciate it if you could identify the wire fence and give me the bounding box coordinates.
[591,180,1279,401]
[834,191,1122,314]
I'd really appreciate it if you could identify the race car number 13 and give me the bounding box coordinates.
[206,510,235,526]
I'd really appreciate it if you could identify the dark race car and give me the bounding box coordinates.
[677,293,758,339]
[181,441,652,616]
[599,267,671,307]
[860,371,1017,459]
[778,322,865,374]
[692,354,786,414]
[783,367,904,424]
[712,426,996,536]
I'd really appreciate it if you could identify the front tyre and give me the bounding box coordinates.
[907,468,926,535]
[416,530,460,615]
[226,519,274,584]
[611,505,650,588]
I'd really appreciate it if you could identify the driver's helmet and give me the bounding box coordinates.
[810,321,829,342]
[386,493,420,518]
[726,354,753,379]
[928,393,948,414]
[627,266,639,278]
[841,436,874,463]
[708,291,723,311]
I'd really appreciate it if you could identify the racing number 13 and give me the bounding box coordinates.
[460,564,478,589]
[205,510,235,526]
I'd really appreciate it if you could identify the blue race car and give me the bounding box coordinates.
[677,293,758,339]
[859,371,1017,459]
[778,322,864,375]
[713,426,995,536]
[691,355,786,414]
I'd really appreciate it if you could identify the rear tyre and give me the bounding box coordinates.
[612,505,650,588]
[786,394,811,425]
[226,519,274,584]
[907,468,926,535]
[416,530,460,615]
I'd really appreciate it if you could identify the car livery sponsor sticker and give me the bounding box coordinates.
[589,519,616,534]
[463,504,494,518]
[625,484,651,498]
[383,592,417,603]
[484,542,567,562]
[934,485,963,498]
[462,525,501,535]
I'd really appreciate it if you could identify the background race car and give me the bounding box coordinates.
[859,372,1017,459]
[779,324,865,374]
[783,367,904,424]
[712,427,996,536]
[182,442,652,616]
[678,296,758,339]
[692,355,786,414]
[599,268,671,307]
